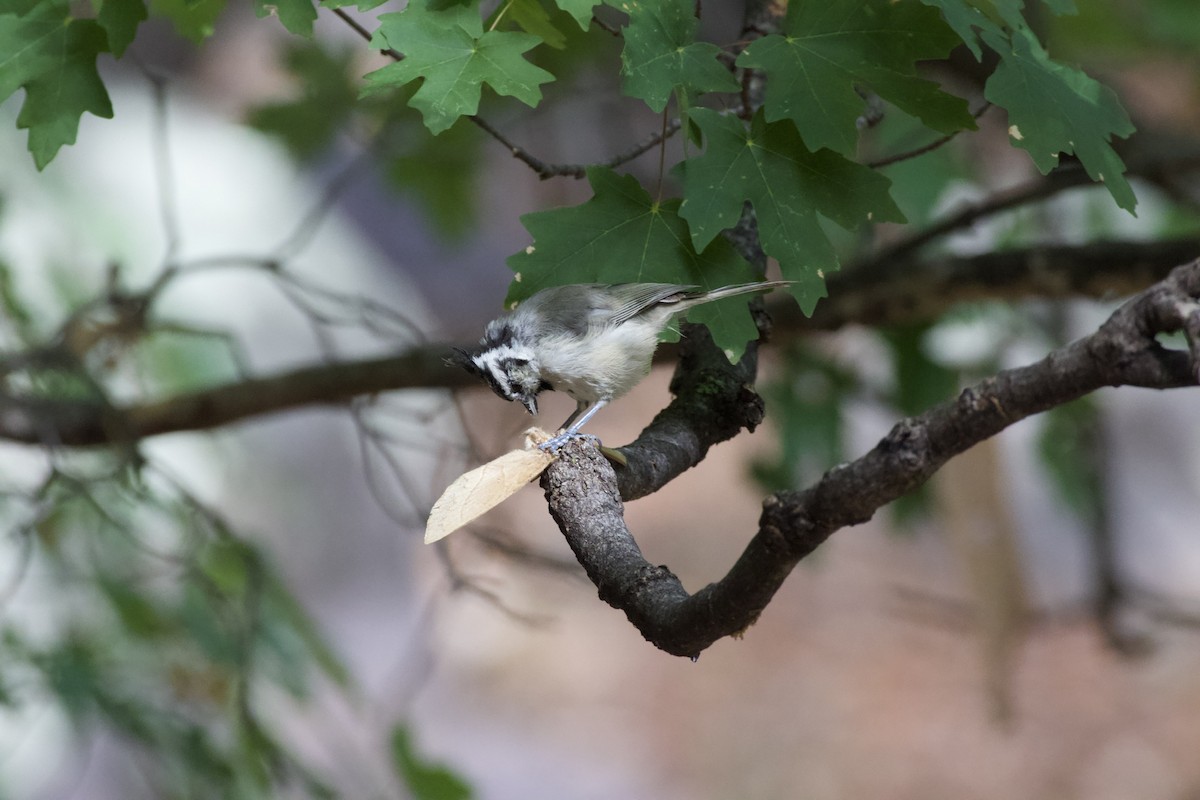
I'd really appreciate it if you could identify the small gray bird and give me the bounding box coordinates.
[457,281,790,451]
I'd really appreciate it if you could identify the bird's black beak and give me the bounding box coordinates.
[520,395,538,415]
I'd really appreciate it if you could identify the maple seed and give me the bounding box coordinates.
[1008,125,1023,141]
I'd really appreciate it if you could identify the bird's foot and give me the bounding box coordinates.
[538,431,600,455]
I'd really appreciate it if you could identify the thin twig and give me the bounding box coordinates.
[333,7,402,60]
[875,166,1103,263]
[655,108,669,200]
[591,14,621,36]
[129,61,183,264]
[432,540,554,626]
[868,102,993,169]
[273,147,378,261]
[870,135,1200,265]
[350,400,428,529]
[329,1,677,180]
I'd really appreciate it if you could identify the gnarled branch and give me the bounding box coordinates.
[540,258,1200,658]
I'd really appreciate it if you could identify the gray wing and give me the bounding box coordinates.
[512,283,700,338]
[602,283,700,327]
[514,284,614,338]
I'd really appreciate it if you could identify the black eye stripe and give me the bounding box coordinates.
[482,363,511,397]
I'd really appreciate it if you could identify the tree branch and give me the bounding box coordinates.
[865,102,992,169]
[793,237,1200,333]
[874,143,1200,263]
[541,258,1200,658]
[0,239,1195,448]
[0,348,471,447]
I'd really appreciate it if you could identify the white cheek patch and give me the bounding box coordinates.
[472,343,537,403]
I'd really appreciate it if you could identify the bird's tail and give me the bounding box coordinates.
[676,279,793,310]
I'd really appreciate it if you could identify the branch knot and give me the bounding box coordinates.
[880,418,928,471]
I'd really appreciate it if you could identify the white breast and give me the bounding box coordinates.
[536,323,661,404]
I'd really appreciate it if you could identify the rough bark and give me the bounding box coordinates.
[540,259,1200,658]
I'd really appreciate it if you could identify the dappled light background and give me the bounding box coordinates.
[0,3,1199,799]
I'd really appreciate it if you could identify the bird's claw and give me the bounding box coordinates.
[538,432,600,455]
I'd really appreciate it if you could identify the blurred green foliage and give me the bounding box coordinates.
[752,345,856,493]
[0,466,350,798]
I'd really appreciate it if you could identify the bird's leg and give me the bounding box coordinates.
[539,399,607,453]
[558,400,588,432]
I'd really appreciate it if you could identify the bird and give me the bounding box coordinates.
[456,281,791,452]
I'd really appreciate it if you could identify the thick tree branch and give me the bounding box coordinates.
[541,259,1200,658]
[0,348,470,446]
[612,319,766,501]
[612,205,773,499]
[0,240,1195,448]
[793,237,1200,333]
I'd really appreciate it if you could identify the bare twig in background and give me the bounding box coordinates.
[330,3,683,180]
[866,102,993,169]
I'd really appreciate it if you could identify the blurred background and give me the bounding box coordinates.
[1,1,1200,798]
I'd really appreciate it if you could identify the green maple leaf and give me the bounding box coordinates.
[361,1,554,135]
[552,0,598,29]
[678,110,904,315]
[989,0,1075,29]
[612,0,739,112]
[983,28,1136,211]
[919,0,1004,59]
[736,0,974,156]
[506,0,567,49]
[0,0,38,13]
[149,0,227,42]
[506,167,764,361]
[97,0,148,57]
[253,0,317,37]
[0,2,61,100]
[921,0,1074,60]
[0,4,114,169]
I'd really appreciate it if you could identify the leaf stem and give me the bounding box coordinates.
[655,107,669,201]
[487,0,513,32]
